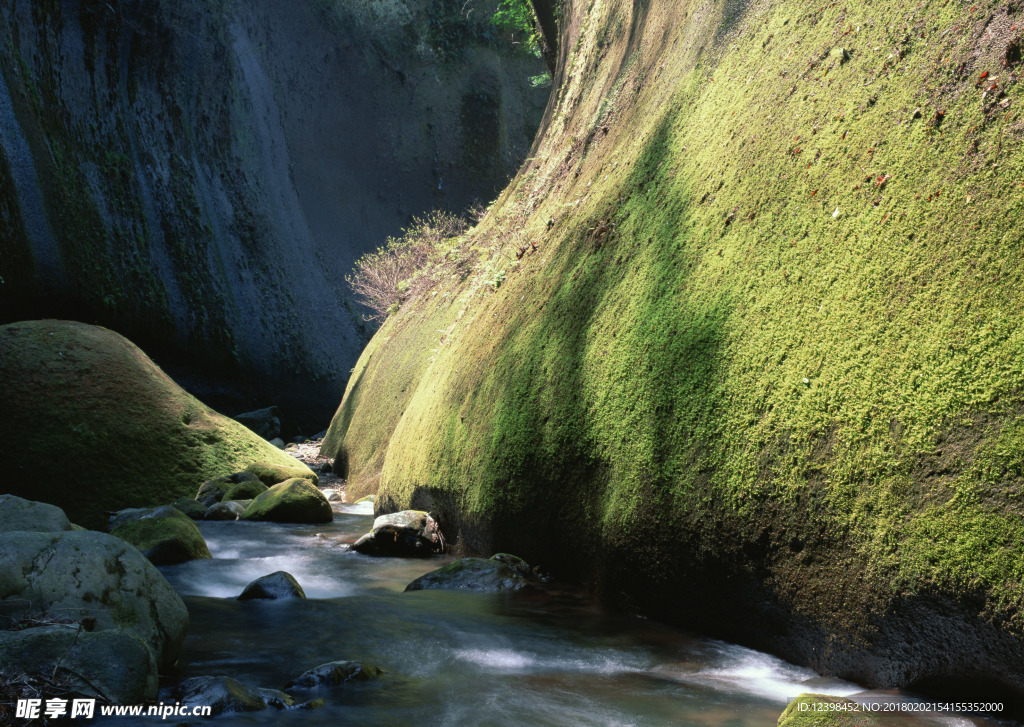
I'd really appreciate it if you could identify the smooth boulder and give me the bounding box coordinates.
[0,494,72,533]
[0,320,309,529]
[237,571,306,600]
[284,660,382,689]
[241,479,333,524]
[232,406,281,440]
[0,529,188,669]
[196,471,262,508]
[222,479,268,502]
[172,676,294,715]
[110,506,212,565]
[170,497,208,520]
[405,557,530,592]
[205,500,246,521]
[352,510,440,557]
[245,462,319,488]
[0,626,157,703]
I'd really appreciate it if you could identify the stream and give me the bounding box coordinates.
[100,499,1009,726]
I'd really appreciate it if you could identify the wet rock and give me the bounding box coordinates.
[205,500,246,521]
[172,676,295,715]
[355,510,441,557]
[196,471,262,507]
[778,694,882,727]
[405,557,530,592]
[284,660,382,689]
[351,532,379,555]
[111,506,212,565]
[241,478,333,524]
[222,479,269,502]
[0,529,188,669]
[232,406,281,440]
[238,571,306,600]
[490,553,532,578]
[245,462,319,487]
[269,437,286,449]
[0,494,72,533]
[354,494,375,505]
[170,497,208,520]
[324,490,343,502]
[0,626,157,703]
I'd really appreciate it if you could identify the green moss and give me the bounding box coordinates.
[328,0,1024,651]
[778,695,883,727]
[0,321,306,529]
[244,462,318,488]
[241,478,333,523]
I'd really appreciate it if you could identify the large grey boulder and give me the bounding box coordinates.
[237,571,306,601]
[352,510,441,557]
[0,530,189,669]
[232,406,281,440]
[404,557,530,593]
[110,506,211,565]
[172,676,295,715]
[0,494,72,533]
[0,626,157,703]
[241,478,332,524]
[284,660,382,689]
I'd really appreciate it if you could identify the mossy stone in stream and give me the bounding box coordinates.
[778,695,883,727]
[196,471,262,507]
[222,479,268,502]
[241,478,333,523]
[405,557,530,592]
[0,320,307,529]
[204,500,246,521]
[171,676,295,715]
[237,571,306,600]
[0,494,72,533]
[245,462,318,488]
[170,497,208,519]
[111,506,212,565]
[284,660,382,689]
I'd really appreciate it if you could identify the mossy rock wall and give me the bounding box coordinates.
[325,0,1024,701]
[0,320,305,529]
[0,0,547,431]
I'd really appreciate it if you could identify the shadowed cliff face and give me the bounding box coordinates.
[0,0,546,432]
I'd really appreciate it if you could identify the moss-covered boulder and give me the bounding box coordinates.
[0,529,188,669]
[245,462,318,488]
[0,626,157,704]
[195,471,262,507]
[284,660,382,689]
[778,695,882,727]
[205,500,246,521]
[405,558,530,592]
[237,571,306,600]
[222,479,269,502]
[170,497,208,519]
[0,494,72,533]
[241,478,332,523]
[0,320,307,529]
[171,676,295,715]
[110,506,212,565]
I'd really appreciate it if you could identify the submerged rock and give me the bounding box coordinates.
[352,510,441,557]
[172,676,295,715]
[0,529,188,670]
[405,558,530,593]
[245,462,319,487]
[0,494,72,533]
[778,694,882,727]
[110,506,212,565]
[205,500,246,521]
[284,660,382,689]
[0,626,157,704]
[241,478,333,524]
[237,571,306,600]
[0,320,308,529]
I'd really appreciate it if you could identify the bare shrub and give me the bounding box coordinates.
[347,210,472,320]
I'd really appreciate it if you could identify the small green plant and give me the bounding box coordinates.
[491,0,540,55]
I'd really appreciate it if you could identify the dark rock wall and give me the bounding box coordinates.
[0,0,547,431]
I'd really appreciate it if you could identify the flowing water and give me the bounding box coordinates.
[100,501,1009,726]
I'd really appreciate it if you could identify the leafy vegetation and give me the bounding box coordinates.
[491,0,541,54]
